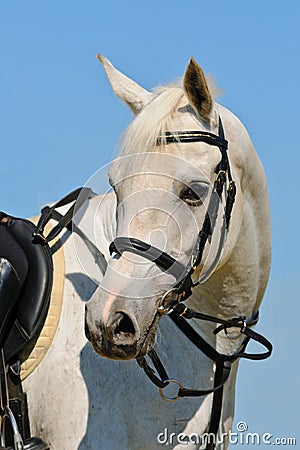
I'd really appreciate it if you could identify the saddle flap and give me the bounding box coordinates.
[3,218,53,364]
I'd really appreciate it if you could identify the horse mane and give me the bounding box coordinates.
[120,77,221,156]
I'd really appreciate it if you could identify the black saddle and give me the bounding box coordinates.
[0,215,53,365]
[0,187,92,365]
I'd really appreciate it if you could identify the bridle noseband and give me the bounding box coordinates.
[109,116,272,450]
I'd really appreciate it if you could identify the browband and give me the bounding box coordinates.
[157,130,228,149]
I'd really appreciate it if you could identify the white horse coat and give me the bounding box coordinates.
[24,56,271,450]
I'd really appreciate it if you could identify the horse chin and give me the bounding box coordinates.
[91,340,139,360]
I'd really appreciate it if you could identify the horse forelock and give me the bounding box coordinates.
[119,77,221,156]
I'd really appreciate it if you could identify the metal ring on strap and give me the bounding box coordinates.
[159,379,183,402]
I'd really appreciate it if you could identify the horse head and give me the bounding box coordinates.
[85,56,255,361]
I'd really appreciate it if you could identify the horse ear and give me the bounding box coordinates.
[184,57,212,121]
[97,55,153,115]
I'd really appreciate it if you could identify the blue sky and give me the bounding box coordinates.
[1,1,299,447]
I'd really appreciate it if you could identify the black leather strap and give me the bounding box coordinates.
[230,327,273,361]
[157,130,228,149]
[206,361,225,450]
[178,361,231,398]
[137,304,272,402]
[34,187,93,244]
[170,310,222,362]
[51,210,107,274]
[0,260,24,348]
[137,349,169,389]
[110,237,185,279]
[172,303,272,362]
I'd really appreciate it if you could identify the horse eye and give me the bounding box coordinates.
[180,182,209,206]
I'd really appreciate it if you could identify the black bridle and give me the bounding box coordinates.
[109,117,272,449]
[109,117,236,299]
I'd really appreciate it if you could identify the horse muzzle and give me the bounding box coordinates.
[85,290,161,360]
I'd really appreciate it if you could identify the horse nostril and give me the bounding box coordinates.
[115,313,135,337]
[108,312,137,342]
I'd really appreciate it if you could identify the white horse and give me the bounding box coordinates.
[24,56,271,450]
